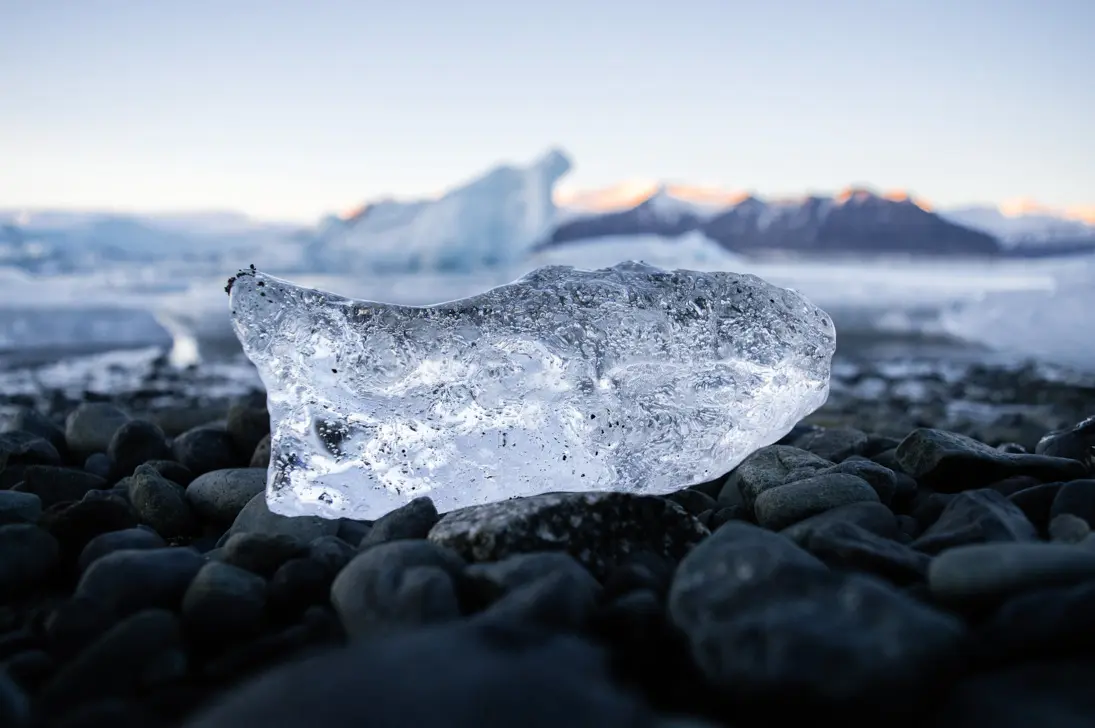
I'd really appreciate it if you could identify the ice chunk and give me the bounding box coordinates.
[228,262,836,519]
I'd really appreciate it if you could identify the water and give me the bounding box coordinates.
[1,238,1092,403]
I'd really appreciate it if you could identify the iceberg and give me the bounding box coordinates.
[229,262,836,520]
[307,149,572,274]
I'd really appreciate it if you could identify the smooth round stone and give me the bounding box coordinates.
[186,469,267,526]
[0,491,42,526]
[181,561,267,641]
[77,527,167,572]
[753,473,879,530]
[929,542,1095,602]
[224,492,338,544]
[65,403,130,460]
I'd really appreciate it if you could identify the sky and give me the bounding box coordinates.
[1,0,1092,223]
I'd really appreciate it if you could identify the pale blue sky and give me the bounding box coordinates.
[1,0,1092,222]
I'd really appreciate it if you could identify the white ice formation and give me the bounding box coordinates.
[229,262,836,519]
[307,149,572,273]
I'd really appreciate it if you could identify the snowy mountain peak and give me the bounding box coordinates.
[834,187,879,205]
[639,186,705,224]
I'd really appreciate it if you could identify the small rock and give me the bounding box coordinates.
[107,420,172,478]
[181,561,267,642]
[151,405,229,437]
[428,492,708,579]
[40,491,138,556]
[75,547,203,617]
[719,445,833,508]
[330,540,465,639]
[0,431,61,491]
[793,427,870,462]
[464,551,599,606]
[474,569,600,631]
[671,521,826,603]
[602,552,676,599]
[0,491,42,526]
[224,492,338,543]
[665,489,719,516]
[225,403,270,460]
[1050,478,1095,526]
[862,435,902,457]
[359,497,439,548]
[1048,513,1090,543]
[929,542,1095,603]
[77,527,167,572]
[184,621,652,728]
[37,610,185,721]
[307,535,356,575]
[822,460,898,505]
[896,428,1086,492]
[910,491,954,530]
[801,521,930,585]
[82,453,111,480]
[267,558,332,618]
[336,518,372,547]
[217,532,306,577]
[1035,415,1095,471]
[173,427,239,476]
[249,434,271,468]
[707,505,746,530]
[780,501,901,544]
[985,475,1041,497]
[11,466,107,507]
[65,403,130,461]
[186,469,266,527]
[870,447,906,474]
[753,473,879,530]
[669,521,962,710]
[8,407,65,453]
[1007,482,1064,536]
[0,524,60,593]
[142,460,195,487]
[128,465,195,539]
[912,489,1038,554]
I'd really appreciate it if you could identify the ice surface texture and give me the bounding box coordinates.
[229,262,836,520]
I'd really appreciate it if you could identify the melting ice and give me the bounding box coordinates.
[229,262,836,519]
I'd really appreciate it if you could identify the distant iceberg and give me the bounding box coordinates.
[306,149,572,273]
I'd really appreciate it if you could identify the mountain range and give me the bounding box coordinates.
[548,187,1006,257]
[3,148,1094,275]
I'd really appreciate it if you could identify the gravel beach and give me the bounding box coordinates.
[2,347,1095,727]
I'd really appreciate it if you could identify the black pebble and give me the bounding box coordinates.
[359,497,439,548]
[107,420,172,479]
[173,427,240,475]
